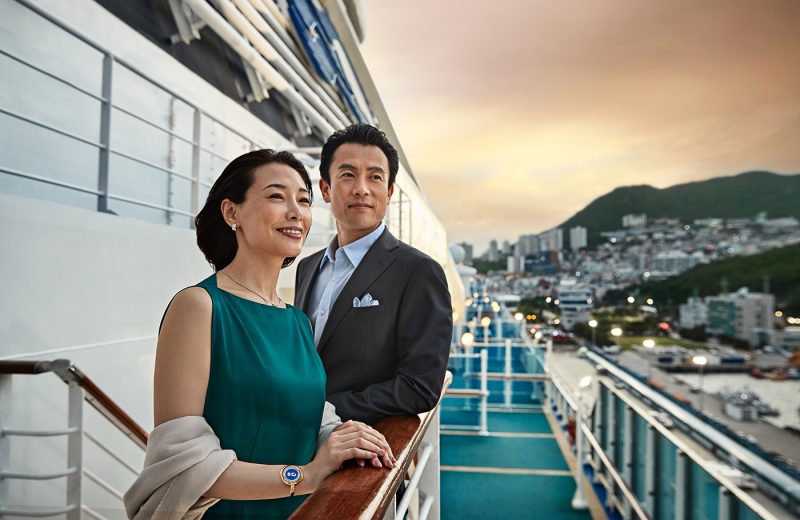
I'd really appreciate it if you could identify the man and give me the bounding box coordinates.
[294,124,452,424]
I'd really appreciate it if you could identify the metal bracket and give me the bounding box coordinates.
[243,63,271,103]
[290,104,313,138]
[168,0,206,45]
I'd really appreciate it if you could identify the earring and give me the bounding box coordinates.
[231,223,237,231]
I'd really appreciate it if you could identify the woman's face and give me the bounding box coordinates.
[229,162,312,261]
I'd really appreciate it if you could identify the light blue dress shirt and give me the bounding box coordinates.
[308,223,386,346]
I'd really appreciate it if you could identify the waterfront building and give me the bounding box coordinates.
[679,296,708,329]
[707,288,775,346]
[556,278,593,330]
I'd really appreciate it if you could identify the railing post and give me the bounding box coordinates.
[622,406,634,518]
[417,406,441,520]
[571,402,588,510]
[0,374,11,508]
[479,349,488,436]
[644,424,657,515]
[675,450,689,520]
[66,381,84,520]
[503,339,512,409]
[718,487,733,520]
[190,108,201,227]
[97,53,113,213]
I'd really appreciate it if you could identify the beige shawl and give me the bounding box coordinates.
[124,403,340,519]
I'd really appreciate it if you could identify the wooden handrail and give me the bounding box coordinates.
[0,359,148,448]
[290,372,452,520]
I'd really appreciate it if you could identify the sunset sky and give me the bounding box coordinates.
[360,0,800,253]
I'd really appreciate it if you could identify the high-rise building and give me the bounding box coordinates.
[538,228,563,252]
[707,288,774,346]
[517,234,538,256]
[569,226,587,251]
[501,240,511,255]
[458,242,474,264]
[488,240,499,261]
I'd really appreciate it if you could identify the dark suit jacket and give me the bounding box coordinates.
[294,228,452,424]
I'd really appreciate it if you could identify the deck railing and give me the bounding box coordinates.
[1,361,453,520]
[290,372,452,520]
[0,359,146,518]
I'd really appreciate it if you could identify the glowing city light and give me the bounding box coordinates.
[643,339,656,348]
[610,327,623,337]
[461,332,475,348]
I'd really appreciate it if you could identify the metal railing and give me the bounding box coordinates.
[444,350,489,435]
[3,0,282,228]
[0,359,146,519]
[290,372,451,520]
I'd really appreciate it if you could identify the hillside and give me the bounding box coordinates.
[637,243,800,313]
[559,171,800,247]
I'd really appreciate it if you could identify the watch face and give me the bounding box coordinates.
[282,466,302,484]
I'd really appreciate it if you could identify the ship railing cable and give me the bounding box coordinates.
[289,371,452,520]
[0,359,147,518]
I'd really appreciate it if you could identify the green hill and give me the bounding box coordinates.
[559,171,800,247]
[637,244,800,313]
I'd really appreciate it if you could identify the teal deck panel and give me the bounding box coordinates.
[442,471,588,520]
[441,434,569,470]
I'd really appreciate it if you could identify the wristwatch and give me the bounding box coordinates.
[280,465,304,497]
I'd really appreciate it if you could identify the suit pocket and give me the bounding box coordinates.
[351,305,386,315]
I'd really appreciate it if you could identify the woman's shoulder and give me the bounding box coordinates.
[170,286,213,314]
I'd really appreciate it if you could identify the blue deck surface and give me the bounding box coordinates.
[440,345,591,519]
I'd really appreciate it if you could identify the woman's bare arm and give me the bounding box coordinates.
[153,288,391,500]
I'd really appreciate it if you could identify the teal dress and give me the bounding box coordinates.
[197,274,326,519]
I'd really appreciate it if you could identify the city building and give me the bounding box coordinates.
[556,278,593,330]
[679,296,707,329]
[649,250,702,279]
[458,241,474,264]
[622,213,647,228]
[774,327,800,351]
[488,239,499,261]
[707,288,775,346]
[538,228,563,252]
[569,226,587,251]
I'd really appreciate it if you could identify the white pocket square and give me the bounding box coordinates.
[352,293,380,308]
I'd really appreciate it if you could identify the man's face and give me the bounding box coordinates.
[320,143,394,246]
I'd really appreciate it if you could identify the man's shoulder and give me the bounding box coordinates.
[392,241,446,277]
[297,249,326,270]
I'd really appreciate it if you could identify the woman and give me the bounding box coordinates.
[124,150,394,519]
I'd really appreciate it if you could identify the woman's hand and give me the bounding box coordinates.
[304,420,395,489]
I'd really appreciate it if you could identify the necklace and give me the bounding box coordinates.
[220,270,284,307]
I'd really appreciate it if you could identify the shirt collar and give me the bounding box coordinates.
[320,223,386,271]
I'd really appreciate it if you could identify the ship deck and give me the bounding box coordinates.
[439,345,593,519]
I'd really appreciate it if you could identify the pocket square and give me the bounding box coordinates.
[352,293,380,308]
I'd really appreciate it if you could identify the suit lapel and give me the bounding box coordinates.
[296,249,325,312]
[317,229,400,352]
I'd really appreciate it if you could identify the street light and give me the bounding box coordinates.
[643,339,655,381]
[514,312,525,338]
[693,355,708,412]
[481,316,492,344]
[627,296,635,304]
[610,327,623,338]
[588,319,598,346]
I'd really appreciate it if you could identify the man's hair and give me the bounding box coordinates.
[319,123,399,187]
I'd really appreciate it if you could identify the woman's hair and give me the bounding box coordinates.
[195,149,313,270]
